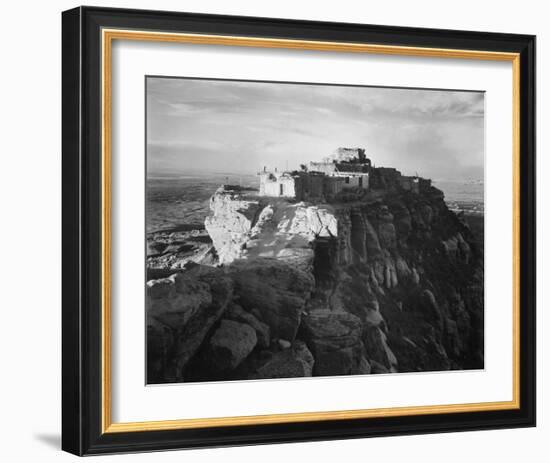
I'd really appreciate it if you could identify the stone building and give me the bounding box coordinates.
[259,170,342,201]
[307,147,371,191]
[259,170,297,198]
[258,147,431,201]
[307,162,370,189]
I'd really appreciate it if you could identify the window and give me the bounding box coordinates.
[279,184,284,196]
[345,177,350,184]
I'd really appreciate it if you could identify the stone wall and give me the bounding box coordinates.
[340,173,369,189]
[323,176,345,197]
[308,161,336,175]
[261,170,369,201]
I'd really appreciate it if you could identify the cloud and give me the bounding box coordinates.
[146,77,484,180]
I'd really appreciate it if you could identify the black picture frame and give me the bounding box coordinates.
[62,6,536,456]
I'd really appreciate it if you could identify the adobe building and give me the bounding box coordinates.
[259,170,297,198]
[259,147,372,201]
[258,170,336,201]
[258,147,431,201]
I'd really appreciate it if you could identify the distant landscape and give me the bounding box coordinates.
[147,174,484,234]
[147,173,257,234]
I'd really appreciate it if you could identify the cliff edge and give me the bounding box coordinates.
[147,183,483,383]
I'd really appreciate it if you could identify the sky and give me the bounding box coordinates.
[146,77,484,182]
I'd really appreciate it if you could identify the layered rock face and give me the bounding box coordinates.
[147,184,483,383]
[205,186,337,270]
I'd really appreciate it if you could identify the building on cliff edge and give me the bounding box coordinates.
[258,147,431,201]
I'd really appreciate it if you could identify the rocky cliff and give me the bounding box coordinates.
[147,184,483,383]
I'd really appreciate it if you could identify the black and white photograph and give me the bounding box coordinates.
[1,0,542,459]
[145,77,485,384]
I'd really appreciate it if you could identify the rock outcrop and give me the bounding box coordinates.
[229,258,314,341]
[205,186,337,270]
[146,227,215,272]
[203,319,257,371]
[205,187,262,264]
[146,265,233,383]
[301,310,369,376]
[251,341,314,379]
[225,303,271,348]
[147,183,484,383]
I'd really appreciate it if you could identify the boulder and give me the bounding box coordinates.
[278,339,291,349]
[225,303,271,348]
[167,267,234,380]
[206,319,257,371]
[302,310,362,347]
[147,276,176,300]
[301,310,365,376]
[229,258,314,341]
[147,272,212,329]
[251,341,314,379]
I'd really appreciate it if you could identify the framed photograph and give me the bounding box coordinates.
[62,6,536,456]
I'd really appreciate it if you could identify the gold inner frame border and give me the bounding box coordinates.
[100,28,521,434]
